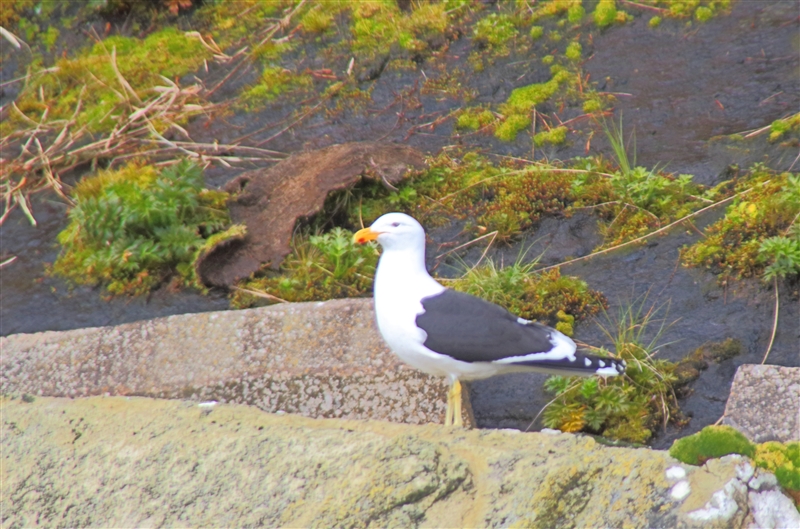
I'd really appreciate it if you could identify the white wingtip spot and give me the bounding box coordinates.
[596,365,621,376]
[517,317,530,325]
[598,360,606,367]
[584,357,592,367]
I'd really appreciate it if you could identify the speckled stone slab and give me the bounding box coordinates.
[722,364,800,443]
[1,299,466,425]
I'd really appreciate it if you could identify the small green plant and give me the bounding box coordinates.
[53,161,231,295]
[593,0,618,28]
[670,426,800,510]
[578,118,707,247]
[649,16,662,28]
[529,25,544,40]
[564,41,582,61]
[232,228,378,308]
[694,6,713,22]
[542,298,682,444]
[759,227,800,281]
[567,4,585,23]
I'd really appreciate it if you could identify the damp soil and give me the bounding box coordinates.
[1,1,798,446]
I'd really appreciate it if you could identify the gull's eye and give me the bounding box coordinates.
[391,222,400,227]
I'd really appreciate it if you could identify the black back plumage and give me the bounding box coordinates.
[416,289,556,363]
[416,289,627,377]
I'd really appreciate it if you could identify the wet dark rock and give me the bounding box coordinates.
[196,142,426,287]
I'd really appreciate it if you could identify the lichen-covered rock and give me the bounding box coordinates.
[2,396,793,528]
[723,364,800,443]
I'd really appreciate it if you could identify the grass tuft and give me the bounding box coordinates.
[542,297,683,444]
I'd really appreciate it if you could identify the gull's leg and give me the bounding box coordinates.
[453,379,463,427]
[445,382,454,426]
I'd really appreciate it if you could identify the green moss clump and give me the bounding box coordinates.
[582,95,605,113]
[565,41,582,61]
[232,228,378,308]
[494,114,532,142]
[473,13,517,52]
[502,72,571,116]
[567,4,585,23]
[542,54,555,65]
[555,310,575,336]
[239,66,312,108]
[53,161,231,295]
[456,108,495,131]
[769,113,800,142]
[300,7,334,34]
[534,125,568,146]
[756,442,800,502]
[669,426,756,465]
[593,0,617,28]
[529,25,544,40]
[649,16,662,28]
[694,6,713,22]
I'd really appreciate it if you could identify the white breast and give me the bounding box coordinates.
[372,249,447,375]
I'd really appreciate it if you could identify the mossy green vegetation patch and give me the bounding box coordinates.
[669,425,756,465]
[53,160,232,296]
[350,153,580,241]
[682,168,800,283]
[349,151,720,248]
[670,425,800,510]
[11,27,210,134]
[231,228,378,309]
[769,112,800,143]
[449,259,607,325]
[239,66,313,109]
[542,300,682,444]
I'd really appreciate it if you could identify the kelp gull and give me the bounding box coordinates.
[354,212,626,427]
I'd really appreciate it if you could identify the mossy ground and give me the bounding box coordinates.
[682,167,800,283]
[8,26,211,134]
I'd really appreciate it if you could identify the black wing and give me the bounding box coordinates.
[416,289,626,376]
[416,289,556,362]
